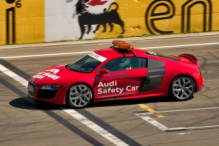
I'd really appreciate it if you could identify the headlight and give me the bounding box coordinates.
[41,85,60,90]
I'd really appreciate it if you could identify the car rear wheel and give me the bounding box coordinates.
[170,76,195,101]
[67,84,93,108]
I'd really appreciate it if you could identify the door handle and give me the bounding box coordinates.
[145,76,150,84]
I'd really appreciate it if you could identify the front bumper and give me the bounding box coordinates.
[195,74,204,92]
[27,82,66,105]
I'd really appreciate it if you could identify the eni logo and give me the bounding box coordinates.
[145,0,175,34]
[182,0,212,33]
[145,0,212,34]
[6,0,22,44]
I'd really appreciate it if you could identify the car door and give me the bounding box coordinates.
[93,57,148,101]
[140,58,165,92]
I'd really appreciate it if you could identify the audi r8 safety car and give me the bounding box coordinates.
[28,40,204,108]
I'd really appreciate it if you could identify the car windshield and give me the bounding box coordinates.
[67,55,102,73]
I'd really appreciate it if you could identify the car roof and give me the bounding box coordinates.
[94,48,147,60]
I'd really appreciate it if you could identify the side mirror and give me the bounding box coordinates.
[99,68,108,74]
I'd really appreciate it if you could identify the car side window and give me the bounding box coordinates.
[101,57,147,72]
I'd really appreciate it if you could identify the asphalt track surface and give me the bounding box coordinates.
[0,34,219,146]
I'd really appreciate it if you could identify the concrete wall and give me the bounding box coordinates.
[0,0,44,45]
[0,0,218,45]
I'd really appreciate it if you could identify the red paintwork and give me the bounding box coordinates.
[28,48,204,105]
[87,0,107,6]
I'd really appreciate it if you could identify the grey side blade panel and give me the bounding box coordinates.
[140,59,165,92]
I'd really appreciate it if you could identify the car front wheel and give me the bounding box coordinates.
[67,84,93,108]
[170,76,195,101]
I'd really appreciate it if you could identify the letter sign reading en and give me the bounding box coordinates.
[145,0,175,34]
[182,0,212,33]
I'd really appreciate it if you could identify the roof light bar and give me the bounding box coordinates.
[112,40,134,50]
[111,40,136,57]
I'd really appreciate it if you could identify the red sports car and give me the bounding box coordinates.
[28,40,204,108]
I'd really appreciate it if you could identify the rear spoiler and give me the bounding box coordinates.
[179,54,198,63]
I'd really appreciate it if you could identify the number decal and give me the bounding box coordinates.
[16,0,22,8]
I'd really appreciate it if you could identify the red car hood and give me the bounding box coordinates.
[30,64,81,85]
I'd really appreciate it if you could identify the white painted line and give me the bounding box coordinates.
[136,114,188,132]
[166,127,187,132]
[1,51,92,59]
[140,42,219,50]
[63,109,128,146]
[135,106,219,116]
[0,64,28,87]
[1,31,219,50]
[186,125,219,130]
[168,125,219,131]
[138,116,168,131]
[177,132,191,135]
[0,64,128,146]
[1,42,219,59]
[136,107,219,132]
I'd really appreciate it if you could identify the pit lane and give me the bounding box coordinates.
[0,34,219,146]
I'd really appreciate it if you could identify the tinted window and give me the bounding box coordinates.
[67,55,101,73]
[101,57,147,72]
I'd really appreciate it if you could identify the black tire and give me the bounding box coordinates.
[66,83,93,109]
[170,76,195,101]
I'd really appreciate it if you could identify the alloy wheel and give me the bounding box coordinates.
[172,77,194,100]
[68,84,92,108]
